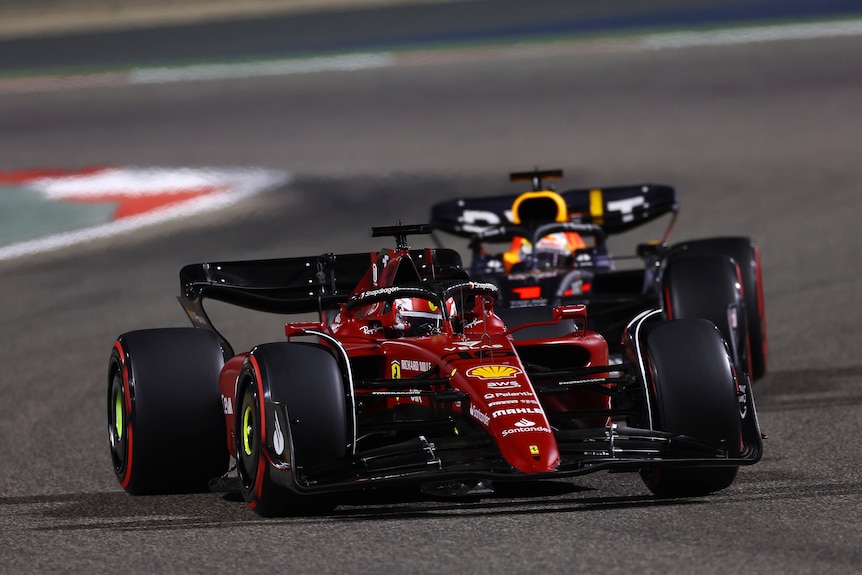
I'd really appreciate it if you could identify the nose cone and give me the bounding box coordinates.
[497,426,560,474]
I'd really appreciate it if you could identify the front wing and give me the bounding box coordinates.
[260,401,763,494]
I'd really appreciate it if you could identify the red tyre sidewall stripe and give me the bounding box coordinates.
[113,340,134,489]
[247,354,267,501]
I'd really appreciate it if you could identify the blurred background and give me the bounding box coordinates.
[1,1,861,573]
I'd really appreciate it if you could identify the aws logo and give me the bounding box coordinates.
[466,365,522,379]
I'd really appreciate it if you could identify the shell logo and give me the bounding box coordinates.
[466,365,523,379]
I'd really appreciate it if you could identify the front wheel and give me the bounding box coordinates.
[235,379,294,516]
[236,342,348,517]
[637,319,742,497]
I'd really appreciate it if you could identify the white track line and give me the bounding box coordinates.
[126,18,862,85]
[2,18,861,93]
[647,18,862,48]
[131,53,394,84]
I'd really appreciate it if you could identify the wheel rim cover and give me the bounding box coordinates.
[114,389,124,441]
[242,405,254,457]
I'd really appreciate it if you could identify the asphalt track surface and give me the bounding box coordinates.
[2,5,862,575]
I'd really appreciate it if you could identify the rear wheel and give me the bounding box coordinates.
[107,328,228,494]
[662,253,749,378]
[669,237,767,379]
[236,342,348,516]
[638,319,742,497]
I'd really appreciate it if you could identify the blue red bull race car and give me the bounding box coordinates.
[430,169,768,383]
[107,223,762,516]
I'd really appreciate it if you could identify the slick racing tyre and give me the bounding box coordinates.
[668,237,767,379]
[236,342,347,517]
[661,253,750,379]
[108,328,228,495]
[638,319,742,497]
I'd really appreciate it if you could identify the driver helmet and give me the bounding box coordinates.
[503,190,586,272]
[532,232,578,269]
[509,232,583,271]
[391,297,455,336]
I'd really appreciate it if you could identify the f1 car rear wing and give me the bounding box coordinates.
[179,252,371,317]
[180,245,468,318]
[430,184,678,239]
[179,248,465,316]
[178,248,465,356]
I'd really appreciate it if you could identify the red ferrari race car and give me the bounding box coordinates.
[107,224,762,517]
[430,169,768,382]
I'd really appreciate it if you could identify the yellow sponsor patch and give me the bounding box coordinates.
[465,365,523,379]
[589,188,604,225]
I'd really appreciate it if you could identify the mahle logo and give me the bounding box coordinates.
[466,365,522,379]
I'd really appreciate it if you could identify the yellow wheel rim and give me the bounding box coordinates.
[114,390,124,441]
[242,405,254,456]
